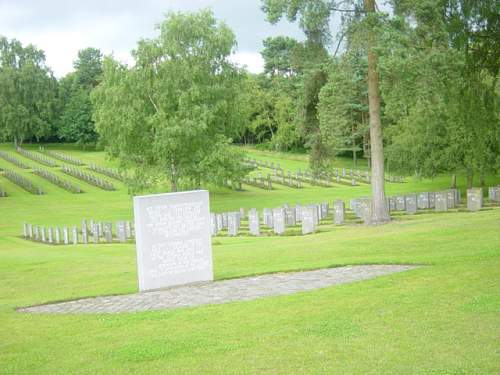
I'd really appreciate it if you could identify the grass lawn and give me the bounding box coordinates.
[0,143,499,374]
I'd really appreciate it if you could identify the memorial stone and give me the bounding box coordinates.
[210,213,217,236]
[263,208,273,228]
[467,188,483,211]
[320,203,329,220]
[429,192,436,208]
[405,194,417,214]
[435,192,448,211]
[272,208,285,235]
[333,200,345,225]
[395,196,406,211]
[446,190,456,209]
[48,227,53,243]
[116,221,126,242]
[248,209,260,236]
[63,226,69,244]
[34,226,39,241]
[284,207,296,226]
[216,214,223,232]
[295,204,302,223]
[72,226,78,245]
[388,197,396,212]
[27,223,33,238]
[23,222,28,238]
[360,199,373,224]
[92,224,99,243]
[104,223,113,243]
[222,213,228,228]
[417,192,430,209]
[41,227,46,242]
[133,190,213,291]
[227,212,239,236]
[301,206,316,235]
[55,227,61,244]
[125,221,132,238]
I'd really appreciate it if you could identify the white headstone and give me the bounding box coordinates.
[133,190,213,292]
[301,207,316,235]
[272,208,285,235]
[248,209,260,236]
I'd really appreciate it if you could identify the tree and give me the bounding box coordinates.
[262,0,391,223]
[261,36,300,76]
[0,36,57,146]
[57,47,103,145]
[92,10,248,192]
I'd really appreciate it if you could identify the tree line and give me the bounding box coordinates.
[0,1,498,221]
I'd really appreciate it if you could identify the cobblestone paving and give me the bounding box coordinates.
[18,265,418,314]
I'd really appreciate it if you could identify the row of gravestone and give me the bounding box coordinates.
[23,220,135,244]
[39,147,86,166]
[210,201,346,237]
[0,151,29,169]
[33,167,82,194]
[350,187,498,224]
[242,157,405,184]
[16,147,57,167]
[61,165,115,191]
[3,169,44,195]
[87,163,124,182]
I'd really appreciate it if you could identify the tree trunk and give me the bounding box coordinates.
[170,162,178,192]
[451,174,457,188]
[479,169,485,187]
[364,0,390,224]
[466,168,473,189]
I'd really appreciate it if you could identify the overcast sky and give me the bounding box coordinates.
[0,0,311,77]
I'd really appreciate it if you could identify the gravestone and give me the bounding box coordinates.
[82,220,87,235]
[388,197,396,212]
[116,221,127,242]
[41,227,46,242]
[301,206,316,235]
[27,223,33,239]
[446,190,456,209]
[350,199,361,218]
[272,208,285,235]
[248,209,260,236]
[333,200,345,225]
[55,227,61,244]
[263,208,273,228]
[284,208,296,226]
[320,203,329,220]
[222,213,228,228]
[63,226,69,244]
[295,204,302,223]
[72,226,78,245]
[395,196,406,211]
[417,192,430,209]
[92,223,99,243]
[216,214,223,232]
[34,226,39,241]
[435,192,448,212]
[239,207,245,218]
[428,192,436,208]
[467,188,483,212]
[104,223,113,243]
[488,186,499,202]
[405,194,417,214]
[227,212,239,236]
[133,190,213,292]
[359,199,373,224]
[125,221,132,239]
[210,213,217,236]
[23,222,28,238]
[48,227,53,244]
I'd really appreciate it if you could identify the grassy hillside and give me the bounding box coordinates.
[0,143,499,374]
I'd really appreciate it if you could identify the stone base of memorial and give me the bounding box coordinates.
[133,190,213,292]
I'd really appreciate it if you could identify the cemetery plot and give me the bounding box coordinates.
[87,163,124,181]
[16,147,57,167]
[3,169,43,194]
[0,151,30,169]
[61,165,115,190]
[40,148,85,166]
[32,167,83,193]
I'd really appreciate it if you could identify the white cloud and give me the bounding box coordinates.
[229,51,264,74]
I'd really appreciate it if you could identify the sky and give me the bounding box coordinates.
[0,0,309,77]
